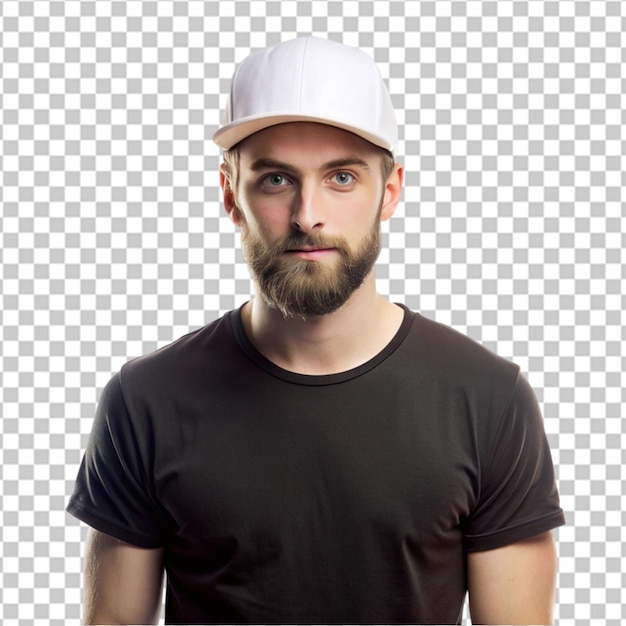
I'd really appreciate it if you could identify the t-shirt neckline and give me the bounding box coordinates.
[229,302,415,386]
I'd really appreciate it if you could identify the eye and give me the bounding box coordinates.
[262,174,290,187]
[333,172,355,186]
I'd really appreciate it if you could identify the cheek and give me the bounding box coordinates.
[237,205,288,246]
[239,194,293,232]
[331,195,381,231]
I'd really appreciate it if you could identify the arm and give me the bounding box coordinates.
[467,531,558,625]
[83,528,165,625]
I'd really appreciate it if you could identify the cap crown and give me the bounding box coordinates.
[213,37,397,154]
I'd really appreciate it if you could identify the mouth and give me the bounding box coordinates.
[284,247,336,260]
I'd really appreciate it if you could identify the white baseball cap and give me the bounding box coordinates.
[212,36,398,155]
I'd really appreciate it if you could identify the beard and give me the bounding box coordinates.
[239,215,382,319]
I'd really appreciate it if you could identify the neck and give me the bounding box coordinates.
[241,274,404,375]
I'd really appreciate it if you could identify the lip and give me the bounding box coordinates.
[285,247,336,260]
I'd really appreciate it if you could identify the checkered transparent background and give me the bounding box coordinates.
[1,1,625,624]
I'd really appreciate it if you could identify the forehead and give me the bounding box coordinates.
[237,122,381,169]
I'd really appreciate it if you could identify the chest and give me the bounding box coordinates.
[153,381,480,553]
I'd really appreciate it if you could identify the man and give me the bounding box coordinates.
[67,37,565,624]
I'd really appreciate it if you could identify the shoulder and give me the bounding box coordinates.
[118,310,238,396]
[395,310,536,445]
[405,311,521,389]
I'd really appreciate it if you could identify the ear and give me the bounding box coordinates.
[379,162,404,222]
[220,163,242,225]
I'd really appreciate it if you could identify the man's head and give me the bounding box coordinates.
[222,123,402,318]
[213,38,402,319]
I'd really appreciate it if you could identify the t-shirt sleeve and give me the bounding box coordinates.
[464,371,565,552]
[66,372,170,548]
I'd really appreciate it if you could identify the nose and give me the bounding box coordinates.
[290,182,325,234]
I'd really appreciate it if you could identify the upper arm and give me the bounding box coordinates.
[467,531,558,625]
[84,528,165,625]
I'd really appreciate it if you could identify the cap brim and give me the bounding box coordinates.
[212,113,394,153]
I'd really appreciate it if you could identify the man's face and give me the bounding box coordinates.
[225,123,398,318]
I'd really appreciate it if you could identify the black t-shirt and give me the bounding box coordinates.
[67,305,565,624]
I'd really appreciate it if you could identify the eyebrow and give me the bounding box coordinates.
[249,156,371,175]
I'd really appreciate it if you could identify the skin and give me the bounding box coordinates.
[83,122,558,624]
[467,531,558,624]
[83,528,164,624]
